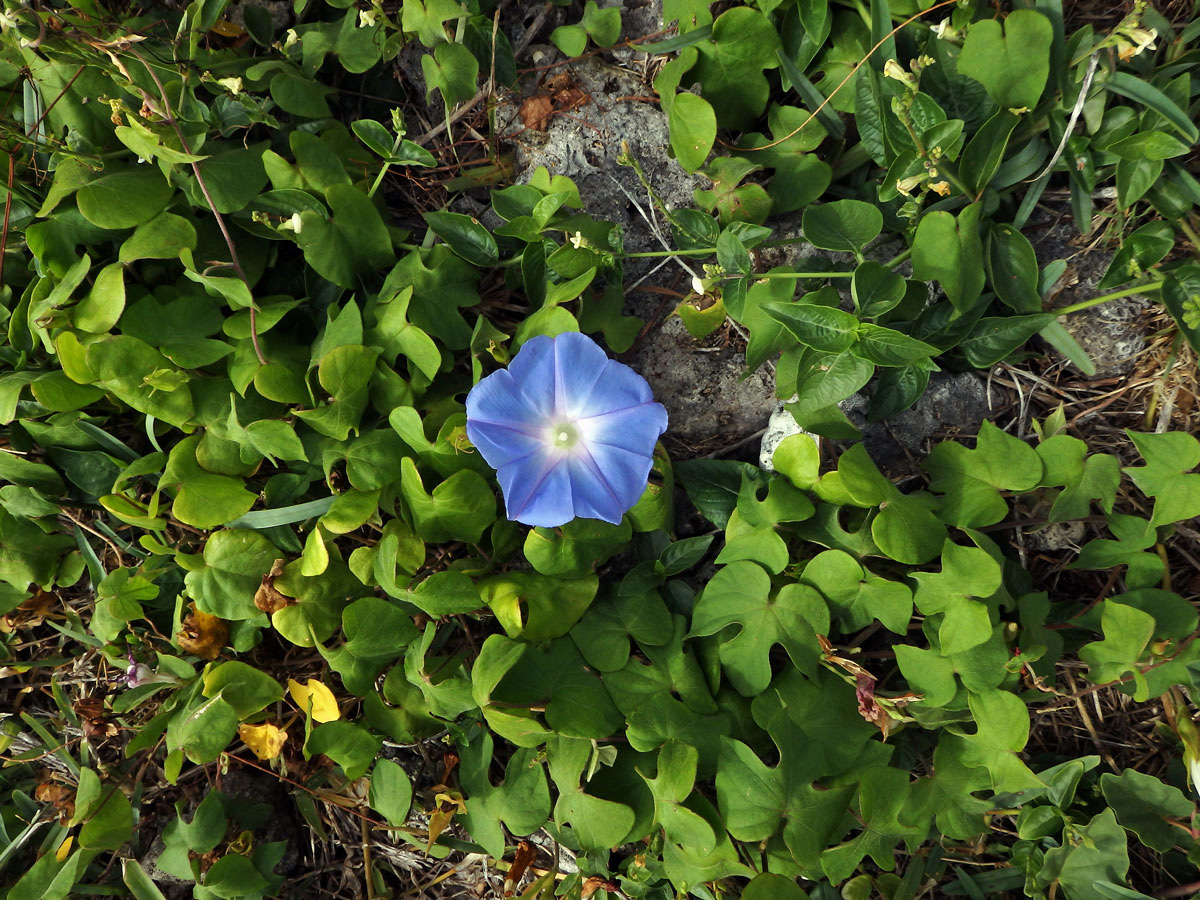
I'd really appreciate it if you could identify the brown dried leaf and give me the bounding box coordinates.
[176,602,228,660]
[254,559,290,614]
[519,94,554,132]
[504,840,536,897]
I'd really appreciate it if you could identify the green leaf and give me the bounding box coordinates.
[911,540,1003,656]
[801,549,912,634]
[122,860,169,900]
[986,223,1041,313]
[201,855,270,900]
[482,572,597,643]
[852,261,905,318]
[421,41,478,109]
[524,517,632,577]
[640,741,717,853]
[715,726,857,871]
[820,766,924,883]
[949,690,1041,792]
[293,345,379,440]
[76,169,173,229]
[1078,600,1155,687]
[0,507,74,589]
[546,735,636,851]
[669,92,717,173]
[957,10,1052,110]
[369,759,414,827]
[1035,435,1120,521]
[911,204,985,313]
[1099,221,1174,291]
[742,873,809,900]
[581,0,621,46]
[802,200,882,254]
[1102,72,1199,144]
[959,313,1053,368]
[270,69,333,117]
[1106,130,1191,161]
[762,301,860,353]
[202,661,284,719]
[400,457,496,544]
[172,696,239,764]
[307,721,381,780]
[738,102,832,213]
[73,262,127,333]
[402,0,465,47]
[924,421,1043,527]
[162,435,256,529]
[853,324,938,367]
[296,184,393,289]
[184,528,279,620]
[690,8,781,130]
[550,24,587,57]
[188,145,269,214]
[1123,430,1200,527]
[1100,769,1195,853]
[688,560,827,695]
[1116,156,1162,208]
[1036,809,1130,900]
[1160,265,1200,355]
[423,211,498,266]
[73,768,134,850]
[960,112,1019,196]
[457,734,550,857]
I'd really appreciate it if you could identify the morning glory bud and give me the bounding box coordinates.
[465,332,668,528]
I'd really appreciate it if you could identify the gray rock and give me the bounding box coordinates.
[1030,217,1151,378]
[843,371,992,475]
[636,317,778,447]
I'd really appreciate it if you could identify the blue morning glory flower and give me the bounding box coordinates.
[466,332,668,528]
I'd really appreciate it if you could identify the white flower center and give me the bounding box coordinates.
[550,422,580,450]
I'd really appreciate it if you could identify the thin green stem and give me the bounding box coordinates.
[1054,281,1162,316]
[1179,218,1200,257]
[367,133,406,199]
[883,247,912,269]
[725,270,855,281]
[624,248,718,258]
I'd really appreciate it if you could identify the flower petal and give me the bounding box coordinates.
[466,420,546,469]
[465,368,545,437]
[551,332,609,419]
[505,334,557,418]
[575,355,659,418]
[572,441,655,520]
[579,401,668,456]
[498,451,574,527]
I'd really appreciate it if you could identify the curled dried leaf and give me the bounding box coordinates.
[254,558,290,614]
[176,602,228,660]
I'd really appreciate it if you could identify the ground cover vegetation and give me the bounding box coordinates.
[0,0,1198,897]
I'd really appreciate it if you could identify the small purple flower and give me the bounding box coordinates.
[466,332,668,528]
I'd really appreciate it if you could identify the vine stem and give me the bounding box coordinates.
[1053,280,1163,316]
[126,49,267,366]
[728,270,854,280]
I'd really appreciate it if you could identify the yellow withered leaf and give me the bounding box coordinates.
[237,723,288,760]
[176,603,228,660]
[287,678,340,722]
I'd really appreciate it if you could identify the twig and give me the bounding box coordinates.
[1027,54,1099,183]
